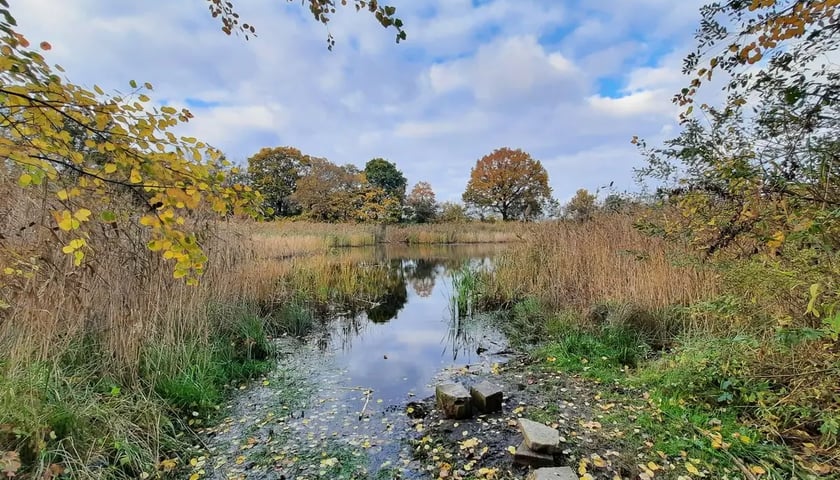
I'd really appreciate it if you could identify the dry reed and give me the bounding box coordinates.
[486,213,718,314]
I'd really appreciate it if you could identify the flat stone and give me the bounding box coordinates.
[470,381,503,413]
[526,467,577,480]
[518,418,561,453]
[513,441,554,468]
[435,383,472,419]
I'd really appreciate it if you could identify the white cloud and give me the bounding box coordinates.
[427,36,581,104]
[587,90,676,117]
[8,0,713,202]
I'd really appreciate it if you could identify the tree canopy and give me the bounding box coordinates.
[462,147,551,221]
[247,146,310,218]
[636,0,839,321]
[0,3,261,283]
[363,158,407,200]
[406,181,437,223]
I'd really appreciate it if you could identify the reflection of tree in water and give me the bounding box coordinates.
[365,259,407,323]
[404,258,437,298]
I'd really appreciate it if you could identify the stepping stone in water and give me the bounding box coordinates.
[513,441,554,468]
[518,418,561,453]
[435,383,472,419]
[526,467,577,480]
[470,381,503,413]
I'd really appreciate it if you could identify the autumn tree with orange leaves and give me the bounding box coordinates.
[462,148,551,221]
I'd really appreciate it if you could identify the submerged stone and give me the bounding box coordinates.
[435,382,472,419]
[470,380,503,413]
[526,467,577,480]
[518,418,561,453]
[513,441,554,468]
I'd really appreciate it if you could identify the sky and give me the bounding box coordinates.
[13,0,710,202]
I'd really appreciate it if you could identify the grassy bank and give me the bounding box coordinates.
[0,177,310,478]
[474,212,839,478]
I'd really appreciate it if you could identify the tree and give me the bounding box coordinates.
[0,7,261,283]
[291,158,360,222]
[462,147,551,221]
[0,0,407,284]
[207,0,406,48]
[438,202,470,223]
[603,194,626,213]
[406,181,437,223]
[247,146,310,217]
[636,0,840,258]
[565,189,597,221]
[364,158,407,201]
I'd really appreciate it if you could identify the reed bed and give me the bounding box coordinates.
[484,213,718,323]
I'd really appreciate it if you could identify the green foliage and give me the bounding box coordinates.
[270,297,315,337]
[142,305,274,413]
[364,158,407,201]
[290,158,402,223]
[437,202,471,223]
[536,324,651,378]
[635,0,840,322]
[450,264,483,318]
[0,362,177,479]
[247,146,310,217]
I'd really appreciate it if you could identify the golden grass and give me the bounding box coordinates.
[485,213,718,315]
[0,187,278,375]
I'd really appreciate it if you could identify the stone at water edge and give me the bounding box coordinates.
[526,467,577,480]
[513,441,554,468]
[435,383,472,419]
[470,381,503,413]
[518,418,561,453]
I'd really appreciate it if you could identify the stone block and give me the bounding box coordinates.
[435,383,472,419]
[513,441,554,468]
[518,418,561,453]
[470,381,503,413]
[526,467,577,480]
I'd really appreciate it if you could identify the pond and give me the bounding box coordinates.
[201,244,510,479]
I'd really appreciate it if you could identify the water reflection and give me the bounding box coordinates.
[278,243,507,404]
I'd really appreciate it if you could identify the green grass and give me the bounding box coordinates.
[269,297,315,336]
[0,302,279,479]
[534,324,651,381]
[450,263,483,317]
[520,325,828,478]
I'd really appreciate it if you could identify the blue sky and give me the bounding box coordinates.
[14,0,708,202]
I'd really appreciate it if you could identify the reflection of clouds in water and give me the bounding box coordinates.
[410,277,435,297]
[302,244,507,401]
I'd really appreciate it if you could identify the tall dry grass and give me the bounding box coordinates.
[0,196,271,375]
[485,213,718,316]
[246,219,521,251]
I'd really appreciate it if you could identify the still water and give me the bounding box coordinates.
[204,244,509,479]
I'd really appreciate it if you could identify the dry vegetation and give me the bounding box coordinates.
[484,212,717,315]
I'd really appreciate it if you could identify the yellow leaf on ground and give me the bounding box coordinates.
[73,208,92,222]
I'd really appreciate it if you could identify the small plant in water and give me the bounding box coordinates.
[450,263,482,318]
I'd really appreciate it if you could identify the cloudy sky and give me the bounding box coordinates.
[14,0,709,202]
